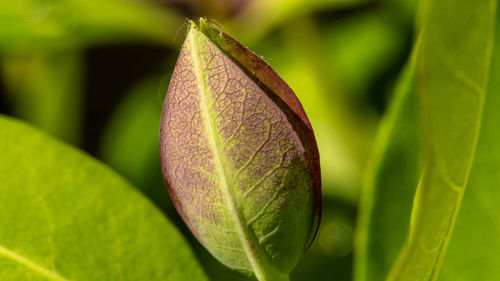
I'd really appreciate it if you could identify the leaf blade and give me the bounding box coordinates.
[387,1,496,280]
[0,115,208,281]
[354,1,499,281]
[354,54,422,281]
[435,3,500,280]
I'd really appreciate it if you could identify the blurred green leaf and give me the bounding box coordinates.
[355,0,498,281]
[99,76,175,215]
[0,115,208,280]
[100,77,164,189]
[354,55,422,281]
[0,0,183,50]
[225,0,372,42]
[2,51,83,145]
[324,8,408,99]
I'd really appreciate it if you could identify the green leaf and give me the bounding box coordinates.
[0,115,208,281]
[159,20,321,281]
[354,54,422,281]
[355,0,498,281]
[387,1,495,280]
[435,2,500,280]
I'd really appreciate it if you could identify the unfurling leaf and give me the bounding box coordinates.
[159,19,321,281]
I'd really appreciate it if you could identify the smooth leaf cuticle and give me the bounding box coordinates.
[0,115,208,281]
[355,1,498,281]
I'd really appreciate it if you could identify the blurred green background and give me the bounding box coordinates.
[0,0,417,280]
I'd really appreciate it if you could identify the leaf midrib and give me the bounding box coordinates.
[0,244,69,281]
[188,29,268,280]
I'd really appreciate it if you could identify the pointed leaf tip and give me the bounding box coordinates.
[160,20,321,281]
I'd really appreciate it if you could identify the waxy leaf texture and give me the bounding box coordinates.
[355,1,498,281]
[159,20,321,281]
[0,116,208,281]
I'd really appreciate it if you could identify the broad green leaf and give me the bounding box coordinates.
[387,0,495,280]
[0,0,183,50]
[0,115,208,281]
[159,21,321,281]
[435,2,500,280]
[355,0,498,281]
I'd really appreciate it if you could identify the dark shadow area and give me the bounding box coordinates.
[83,44,173,155]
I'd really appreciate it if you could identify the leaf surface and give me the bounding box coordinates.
[354,55,422,281]
[437,3,500,280]
[0,115,208,281]
[387,1,495,280]
[159,21,320,281]
[355,0,499,281]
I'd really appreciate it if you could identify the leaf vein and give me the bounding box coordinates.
[0,245,70,281]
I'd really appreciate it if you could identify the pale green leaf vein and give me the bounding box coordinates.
[189,29,264,277]
[437,50,484,96]
[0,245,70,281]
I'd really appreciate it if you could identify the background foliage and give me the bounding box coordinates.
[3,0,494,280]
